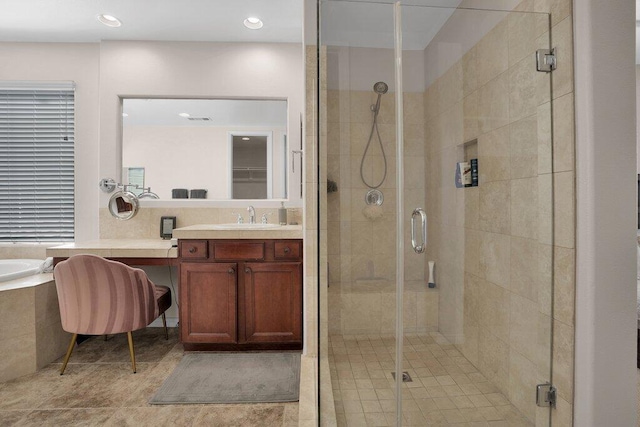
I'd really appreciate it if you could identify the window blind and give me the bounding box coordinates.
[0,84,75,242]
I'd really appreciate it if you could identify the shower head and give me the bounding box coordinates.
[372,82,388,114]
[373,81,388,95]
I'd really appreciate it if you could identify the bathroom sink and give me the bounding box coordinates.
[211,223,282,230]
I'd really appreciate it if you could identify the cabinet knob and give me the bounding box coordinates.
[228,268,235,274]
[188,247,196,254]
[284,247,290,254]
[245,267,251,274]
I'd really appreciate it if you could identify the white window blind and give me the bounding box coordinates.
[0,83,75,242]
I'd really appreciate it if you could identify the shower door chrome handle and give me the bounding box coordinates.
[411,208,427,254]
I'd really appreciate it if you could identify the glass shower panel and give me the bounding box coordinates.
[318,2,554,426]
[400,4,554,426]
[320,1,403,425]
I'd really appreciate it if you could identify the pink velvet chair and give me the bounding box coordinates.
[53,254,172,374]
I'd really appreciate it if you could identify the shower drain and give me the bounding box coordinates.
[391,371,413,382]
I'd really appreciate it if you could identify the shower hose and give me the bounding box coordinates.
[360,102,387,189]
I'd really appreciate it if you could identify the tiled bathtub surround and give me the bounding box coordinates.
[0,245,48,260]
[0,276,69,383]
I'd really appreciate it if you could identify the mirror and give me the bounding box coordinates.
[122,98,288,200]
[108,191,139,220]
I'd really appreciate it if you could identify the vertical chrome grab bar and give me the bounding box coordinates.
[411,208,427,253]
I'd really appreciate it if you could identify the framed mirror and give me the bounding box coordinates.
[122,98,288,200]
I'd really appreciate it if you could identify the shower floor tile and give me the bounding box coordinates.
[329,332,533,427]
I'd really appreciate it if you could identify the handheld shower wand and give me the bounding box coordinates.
[360,82,389,189]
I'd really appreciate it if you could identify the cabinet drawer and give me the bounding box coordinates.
[180,240,209,259]
[274,241,302,260]
[213,242,265,260]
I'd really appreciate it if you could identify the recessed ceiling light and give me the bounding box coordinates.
[97,14,122,28]
[122,113,128,117]
[243,17,263,30]
[178,113,191,118]
[242,137,250,140]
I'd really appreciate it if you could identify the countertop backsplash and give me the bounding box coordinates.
[99,207,303,240]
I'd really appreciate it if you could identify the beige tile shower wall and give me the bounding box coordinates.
[326,85,434,336]
[423,1,574,425]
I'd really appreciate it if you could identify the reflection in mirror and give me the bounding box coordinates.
[231,132,270,199]
[122,98,288,200]
[108,191,139,220]
[123,167,145,196]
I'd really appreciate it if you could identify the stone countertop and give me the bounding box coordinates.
[172,224,303,240]
[46,239,177,259]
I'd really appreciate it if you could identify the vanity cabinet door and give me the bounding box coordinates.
[180,262,237,343]
[240,262,302,344]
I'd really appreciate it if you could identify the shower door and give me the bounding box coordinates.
[318,2,556,426]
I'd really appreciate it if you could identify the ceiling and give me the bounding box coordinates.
[0,0,303,44]
[0,0,530,51]
[4,1,620,61]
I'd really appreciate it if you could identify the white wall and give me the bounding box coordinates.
[0,43,101,242]
[574,0,637,425]
[99,41,304,208]
[0,40,304,243]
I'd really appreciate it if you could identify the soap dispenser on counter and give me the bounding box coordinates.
[278,202,287,225]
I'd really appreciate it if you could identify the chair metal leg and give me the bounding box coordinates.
[127,331,136,374]
[162,312,168,340]
[60,333,78,375]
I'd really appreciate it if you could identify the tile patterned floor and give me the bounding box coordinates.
[329,333,532,426]
[0,328,299,426]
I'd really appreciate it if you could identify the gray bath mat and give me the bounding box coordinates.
[149,352,300,404]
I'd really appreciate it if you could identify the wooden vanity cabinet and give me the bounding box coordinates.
[180,262,237,344]
[242,262,302,344]
[179,239,302,351]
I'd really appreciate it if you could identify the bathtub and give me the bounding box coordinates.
[0,259,44,282]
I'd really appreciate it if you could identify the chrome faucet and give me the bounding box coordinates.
[247,205,256,224]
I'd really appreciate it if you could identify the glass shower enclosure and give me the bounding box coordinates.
[317,1,555,425]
